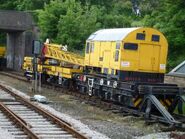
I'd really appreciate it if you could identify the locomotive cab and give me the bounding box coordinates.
[85,28,168,83]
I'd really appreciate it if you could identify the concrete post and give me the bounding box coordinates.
[6,32,25,71]
[6,33,15,69]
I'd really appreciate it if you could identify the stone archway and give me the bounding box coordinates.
[0,10,36,71]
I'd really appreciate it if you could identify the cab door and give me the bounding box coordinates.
[152,45,160,71]
[139,44,160,72]
[84,42,90,66]
[103,50,111,68]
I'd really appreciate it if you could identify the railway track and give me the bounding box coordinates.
[1,71,185,131]
[0,83,88,139]
[0,71,29,83]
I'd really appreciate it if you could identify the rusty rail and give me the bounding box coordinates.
[0,71,30,83]
[0,101,39,139]
[0,84,88,139]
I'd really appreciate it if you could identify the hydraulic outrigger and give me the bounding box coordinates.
[138,84,185,128]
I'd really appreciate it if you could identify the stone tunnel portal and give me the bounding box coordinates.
[0,10,35,71]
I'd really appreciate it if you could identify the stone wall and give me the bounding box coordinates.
[0,10,36,71]
[0,10,33,31]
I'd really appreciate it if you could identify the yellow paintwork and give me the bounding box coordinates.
[23,28,168,79]
[44,43,84,66]
[41,65,82,78]
[133,98,142,107]
[23,42,84,79]
[23,56,82,79]
[85,28,168,74]
[0,47,6,57]
[22,57,33,70]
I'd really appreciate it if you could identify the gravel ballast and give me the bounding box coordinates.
[0,81,110,139]
[0,127,15,139]
[1,74,185,138]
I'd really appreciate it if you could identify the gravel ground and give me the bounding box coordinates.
[0,81,109,139]
[136,132,170,139]
[0,128,15,139]
[0,74,181,139]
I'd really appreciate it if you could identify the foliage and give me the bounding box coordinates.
[38,0,134,50]
[0,0,185,68]
[140,0,185,69]
[15,0,50,11]
[57,4,101,50]
[0,0,17,10]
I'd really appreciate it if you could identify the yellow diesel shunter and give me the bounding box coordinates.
[85,27,167,82]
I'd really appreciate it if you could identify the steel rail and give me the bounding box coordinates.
[0,84,88,139]
[0,72,30,83]
[0,101,39,139]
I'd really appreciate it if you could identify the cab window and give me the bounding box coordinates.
[116,42,120,49]
[124,43,138,50]
[152,35,160,42]
[90,43,94,53]
[115,50,119,61]
[86,42,90,53]
[136,33,145,40]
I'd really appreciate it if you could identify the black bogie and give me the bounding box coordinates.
[74,73,185,126]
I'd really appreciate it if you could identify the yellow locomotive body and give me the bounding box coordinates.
[0,46,6,57]
[85,28,168,82]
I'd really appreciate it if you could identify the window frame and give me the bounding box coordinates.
[90,43,94,53]
[116,42,120,49]
[115,50,119,61]
[86,42,90,53]
[152,35,160,42]
[136,33,145,40]
[123,43,138,50]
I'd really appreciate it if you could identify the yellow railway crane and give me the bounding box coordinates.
[23,43,84,80]
[43,43,84,66]
[40,43,84,79]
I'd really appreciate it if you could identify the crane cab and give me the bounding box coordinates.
[84,28,168,82]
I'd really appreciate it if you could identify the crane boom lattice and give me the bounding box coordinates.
[44,43,84,66]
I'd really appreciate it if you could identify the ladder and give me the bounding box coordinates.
[43,43,84,66]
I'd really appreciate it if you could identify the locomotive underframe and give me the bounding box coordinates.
[75,73,185,126]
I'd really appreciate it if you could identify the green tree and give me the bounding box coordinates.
[141,0,185,69]
[38,0,102,50]
[57,4,101,50]
[15,0,50,10]
[38,0,69,42]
